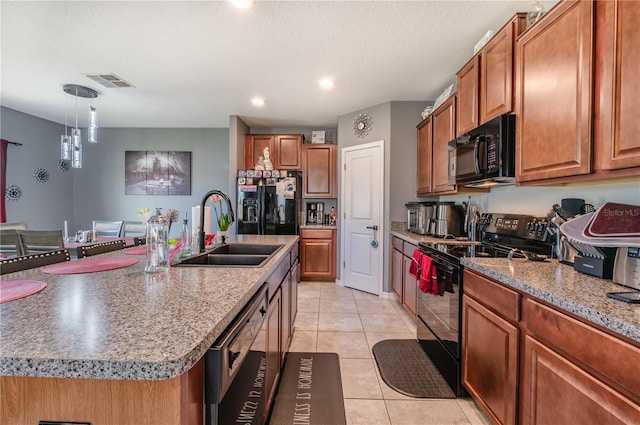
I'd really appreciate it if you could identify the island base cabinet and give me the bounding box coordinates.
[0,358,203,425]
[521,335,640,425]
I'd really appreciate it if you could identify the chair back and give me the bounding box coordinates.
[93,220,124,238]
[122,220,146,238]
[0,229,25,257]
[133,236,147,246]
[16,229,65,255]
[0,221,28,230]
[0,249,70,275]
[77,240,127,258]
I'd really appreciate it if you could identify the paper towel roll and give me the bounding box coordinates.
[192,206,211,235]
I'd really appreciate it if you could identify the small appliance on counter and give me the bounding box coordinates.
[306,202,326,225]
[613,247,640,288]
[405,202,435,235]
[433,202,465,238]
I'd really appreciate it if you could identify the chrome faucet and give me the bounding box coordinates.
[199,189,235,252]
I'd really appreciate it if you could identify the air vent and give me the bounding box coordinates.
[84,73,135,89]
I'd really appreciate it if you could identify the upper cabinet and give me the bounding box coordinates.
[516,0,639,184]
[457,14,527,137]
[431,95,457,194]
[416,117,433,195]
[593,0,640,172]
[303,144,336,198]
[245,134,302,170]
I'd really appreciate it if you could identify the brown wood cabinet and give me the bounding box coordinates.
[431,95,457,193]
[456,56,480,136]
[303,144,336,198]
[244,134,302,170]
[416,116,433,195]
[265,287,281,416]
[462,271,519,425]
[594,0,640,173]
[390,236,418,317]
[300,228,336,280]
[516,0,594,183]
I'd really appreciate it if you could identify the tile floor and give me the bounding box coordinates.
[287,281,492,425]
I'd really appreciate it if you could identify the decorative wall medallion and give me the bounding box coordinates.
[353,113,372,138]
[6,185,22,201]
[33,167,49,183]
[57,158,71,172]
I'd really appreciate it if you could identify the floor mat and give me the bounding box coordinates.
[268,352,346,425]
[372,339,455,399]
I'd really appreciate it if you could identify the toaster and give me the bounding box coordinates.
[613,247,640,289]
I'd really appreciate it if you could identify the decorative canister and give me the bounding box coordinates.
[145,208,170,273]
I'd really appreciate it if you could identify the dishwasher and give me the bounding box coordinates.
[205,284,268,425]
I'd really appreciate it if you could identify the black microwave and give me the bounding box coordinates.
[449,114,516,186]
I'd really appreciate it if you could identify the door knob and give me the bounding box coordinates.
[366,225,378,231]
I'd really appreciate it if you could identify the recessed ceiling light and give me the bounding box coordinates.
[251,97,265,107]
[229,0,252,8]
[319,78,334,90]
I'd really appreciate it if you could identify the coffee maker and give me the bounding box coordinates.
[306,203,317,225]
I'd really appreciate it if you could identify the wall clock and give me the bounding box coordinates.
[353,113,372,138]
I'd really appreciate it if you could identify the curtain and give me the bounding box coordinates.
[0,139,8,222]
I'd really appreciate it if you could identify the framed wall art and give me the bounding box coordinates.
[125,151,191,195]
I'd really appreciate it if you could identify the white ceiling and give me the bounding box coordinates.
[1,1,540,129]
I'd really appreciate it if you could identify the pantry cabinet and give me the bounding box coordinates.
[244,134,302,170]
[300,228,336,280]
[303,144,336,198]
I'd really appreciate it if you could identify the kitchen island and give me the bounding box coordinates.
[0,234,299,424]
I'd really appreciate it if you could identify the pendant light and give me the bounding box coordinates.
[88,105,98,143]
[62,84,98,168]
[60,94,71,160]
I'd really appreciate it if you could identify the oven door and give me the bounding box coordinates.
[416,253,462,360]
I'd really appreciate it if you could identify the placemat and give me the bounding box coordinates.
[1,280,47,303]
[123,246,146,255]
[42,257,139,275]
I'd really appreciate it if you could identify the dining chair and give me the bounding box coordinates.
[77,240,127,258]
[133,236,147,246]
[121,220,146,238]
[0,249,70,275]
[16,229,65,255]
[93,220,124,238]
[0,229,25,257]
[0,221,28,230]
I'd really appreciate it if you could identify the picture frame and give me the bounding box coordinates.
[125,150,191,195]
[312,131,326,144]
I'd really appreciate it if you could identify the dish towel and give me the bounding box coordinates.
[409,250,422,279]
[419,255,433,293]
[430,264,440,296]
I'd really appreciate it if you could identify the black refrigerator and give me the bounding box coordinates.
[236,170,301,235]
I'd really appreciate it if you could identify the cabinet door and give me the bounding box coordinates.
[594,0,640,172]
[300,237,335,280]
[245,135,275,169]
[291,260,299,329]
[480,15,519,124]
[521,335,640,425]
[265,289,281,415]
[456,56,480,136]
[402,255,417,317]
[303,144,336,197]
[275,135,302,169]
[391,248,403,299]
[416,118,433,195]
[516,1,594,183]
[462,294,518,425]
[432,96,457,193]
[281,271,291,360]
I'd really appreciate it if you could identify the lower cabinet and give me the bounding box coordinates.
[265,288,281,417]
[390,236,418,317]
[300,228,336,280]
[463,269,640,425]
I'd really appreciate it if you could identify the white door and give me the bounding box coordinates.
[341,140,384,295]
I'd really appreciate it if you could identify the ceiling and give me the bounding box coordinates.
[1,1,540,129]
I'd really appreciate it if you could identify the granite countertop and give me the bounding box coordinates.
[390,228,640,344]
[0,234,299,381]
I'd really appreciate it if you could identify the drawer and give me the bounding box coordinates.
[301,228,334,239]
[525,298,640,399]
[464,270,520,322]
[403,241,418,258]
[392,236,403,251]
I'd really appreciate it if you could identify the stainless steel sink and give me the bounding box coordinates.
[174,243,284,268]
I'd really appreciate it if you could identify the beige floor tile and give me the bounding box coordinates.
[317,331,371,358]
[385,399,471,425]
[287,329,317,352]
[297,284,322,299]
[319,296,358,313]
[344,399,391,425]
[355,297,401,315]
[318,312,363,332]
[456,398,492,425]
[298,296,320,313]
[340,358,384,399]
[360,313,414,333]
[350,288,380,300]
[294,312,318,331]
[321,284,355,300]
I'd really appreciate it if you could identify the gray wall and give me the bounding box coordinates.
[3,107,230,239]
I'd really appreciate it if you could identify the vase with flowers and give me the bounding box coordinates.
[211,194,230,243]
